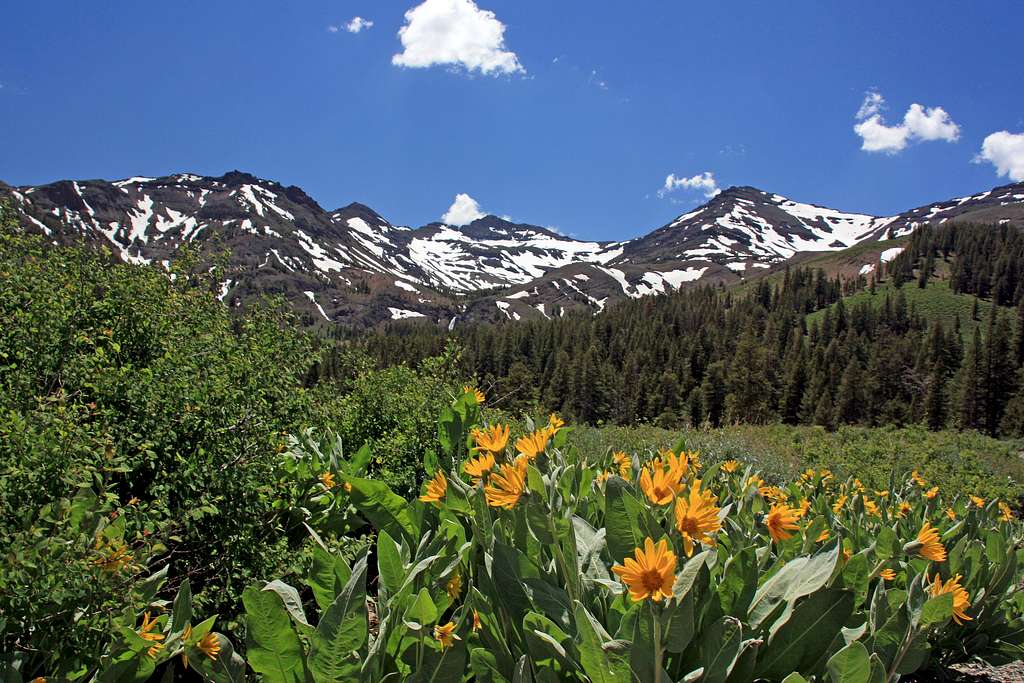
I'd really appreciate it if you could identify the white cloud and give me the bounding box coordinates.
[392,0,524,76]
[975,131,1024,182]
[345,17,374,33]
[856,90,885,120]
[853,90,960,154]
[442,193,486,225]
[329,17,373,34]
[659,171,721,199]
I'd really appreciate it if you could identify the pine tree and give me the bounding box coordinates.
[957,328,985,430]
[700,362,727,428]
[833,359,866,425]
[924,362,947,431]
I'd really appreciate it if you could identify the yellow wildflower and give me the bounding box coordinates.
[196,632,221,662]
[612,451,632,480]
[832,494,848,514]
[907,521,947,562]
[463,452,495,485]
[999,501,1013,522]
[639,463,684,506]
[721,459,740,474]
[970,496,985,509]
[897,501,912,518]
[463,386,485,403]
[930,574,972,624]
[471,610,482,633]
[946,508,957,521]
[816,527,831,543]
[673,480,722,556]
[879,568,897,581]
[446,572,462,600]
[320,472,336,489]
[766,503,801,542]
[911,470,926,487]
[611,537,677,603]
[515,430,551,460]
[471,424,510,454]
[484,458,528,509]
[434,622,461,649]
[924,486,939,500]
[419,470,447,505]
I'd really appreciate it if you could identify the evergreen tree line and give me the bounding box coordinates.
[889,222,1024,305]
[328,225,1024,436]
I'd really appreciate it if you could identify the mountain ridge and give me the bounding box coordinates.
[3,170,1022,327]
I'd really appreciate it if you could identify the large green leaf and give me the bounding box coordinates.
[758,589,855,680]
[749,542,841,628]
[308,556,369,681]
[697,616,743,683]
[242,586,308,683]
[348,476,419,544]
[306,545,352,613]
[170,579,193,637]
[604,477,645,564]
[826,641,871,683]
[573,602,631,683]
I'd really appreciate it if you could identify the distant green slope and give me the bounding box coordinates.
[807,279,1005,337]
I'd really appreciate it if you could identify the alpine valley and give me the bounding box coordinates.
[2,170,1022,328]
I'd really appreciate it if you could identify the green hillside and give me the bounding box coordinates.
[807,278,1003,338]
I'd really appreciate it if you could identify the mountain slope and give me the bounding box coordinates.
[2,171,1022,327]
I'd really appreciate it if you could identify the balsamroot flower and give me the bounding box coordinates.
[1000,501,1014,522]
[639,463,684,506]
[674,480,722,556]
[863,498,881,517]
[946,508,957,521]
[320,472,336,489]
[924,486,939,500]
[930,574,972,624]
[419,471,447,505]
[611,537,677,602]
[196,632,222,661]
[766,503,801,542]
[471,609,482,632]
[878,568,897,581]
[832,494,848,514]
[547,413,565,433]
[446,572,462,600]
[434,622,461,649]
[471,424,510,454]
[816,528,831,543]
[721,459,740,474]
[911,470,927,487]
[463,453,495,485]
[138,612,164,644]
[612,451,632,480]
[463,386,485,403]
[897,501,912,518]
[515,430,551,460]
[970,496,985,509]
[485,458,528,509]
[905,521,946,562]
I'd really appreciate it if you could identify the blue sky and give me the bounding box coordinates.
[1,1,1022,240]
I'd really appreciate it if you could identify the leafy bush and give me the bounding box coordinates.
[65,392,1023,682]
[0,227,340,675]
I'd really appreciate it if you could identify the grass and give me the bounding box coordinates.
[806,279,1002,339]
[567,422,1024,502]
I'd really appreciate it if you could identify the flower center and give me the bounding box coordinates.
[678,516,699,535]
[640,569,664,592]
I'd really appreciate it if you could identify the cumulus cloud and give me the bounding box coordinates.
[658,171,721,199]
[442,193,486,225]
[853,90,960,154]
[975,131,1024,182]
[392,0,524,75]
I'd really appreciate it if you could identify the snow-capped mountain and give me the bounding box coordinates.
[2,171,1022,327]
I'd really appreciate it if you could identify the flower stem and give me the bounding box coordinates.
[652,603,663,683]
